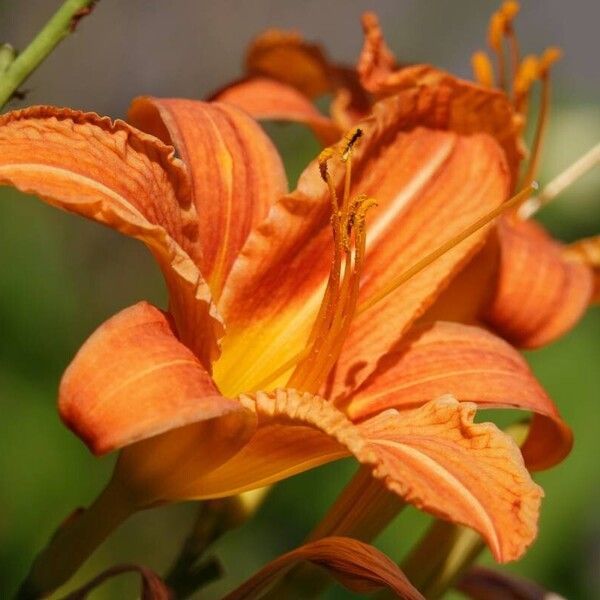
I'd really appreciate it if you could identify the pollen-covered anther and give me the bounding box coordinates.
[471,51,495,87]
[341,127,363,162]
[538,46,562,77]
[318,147,335,182]
[486,1,521,90]
[287,133,376,394]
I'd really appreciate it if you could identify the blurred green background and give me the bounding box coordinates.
[0,1,599,598]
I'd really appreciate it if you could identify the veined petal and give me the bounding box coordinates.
[242,28,371,132]
[182,389,540,562]
[213,77,341,145]
[357,14,523,183]
[338,321,572,471]
[60,302,250,456]
[486,218,593,348]
[360,397,542,563]
[214,87,510,396]
[224,537,424,600]
[128,97,288,299]
[245,29,334,99]
[0,106,220,366]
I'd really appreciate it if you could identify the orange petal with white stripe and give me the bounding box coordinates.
[486,218,593,348]
[224,537,424,600]
[213,88,510,396]
[185,389,540,562]
[0,106,220,367]
[213,77,341,145]
[338,321,572,471]
[128,97,288,299]
[60,302,253,456]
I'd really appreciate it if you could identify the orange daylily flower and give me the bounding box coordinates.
[1,87,568,593]
[214,4,596,351]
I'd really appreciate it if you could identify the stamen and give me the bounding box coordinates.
[286,129,376,394]
[522,47,562,186]
[502,1,521,82]
[487,2,520,91]
[519,141,600,219]
[471,51,495,87]
[357,184,537,315]
[512,54,539,113]
[254,183,537,392]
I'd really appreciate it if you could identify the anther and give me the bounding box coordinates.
[471,51,495,87]
[318,147,335,182]
[341,128,363,162]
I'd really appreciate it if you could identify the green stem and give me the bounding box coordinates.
[0,0,97,109]
[16,477,135,599]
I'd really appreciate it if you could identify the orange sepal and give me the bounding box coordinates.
[224,537,424,600]
[486,218,593,348]
[184,390,540,562]
[337,321,572,471]
[212,77,341,145]
[245,29,334,99]
[60,302,249,456]
[0,106,221,367]
[128,97,288,299]
[214,87,510,396]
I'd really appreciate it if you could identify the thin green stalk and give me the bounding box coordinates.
[0,0,97,109]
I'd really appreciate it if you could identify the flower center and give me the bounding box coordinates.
[287,129,377,394]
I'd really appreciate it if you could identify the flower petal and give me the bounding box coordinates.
[356,14,523,183]
[128,97,288,298]
[183,389,540,562]
[214,87,510,396]
[60,301,250,456]
[212,77,341,145]
[245,29,334,99]
[486,218,593,348]
[338,321,572,471]
[360,397,542,563]
[223,537,424,600]
[0,106,220,366]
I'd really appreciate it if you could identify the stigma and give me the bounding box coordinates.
[287,129,376,394]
